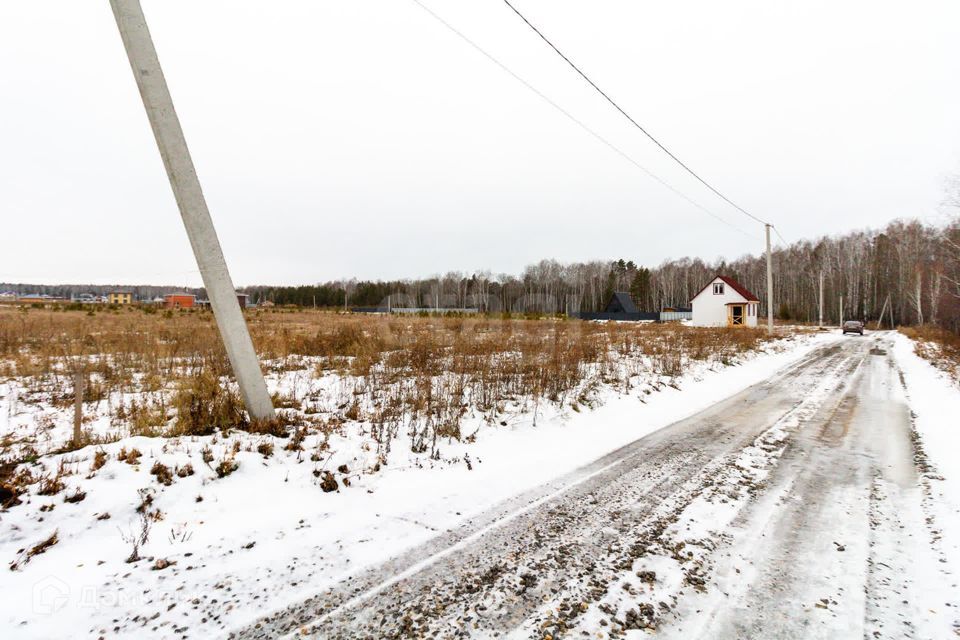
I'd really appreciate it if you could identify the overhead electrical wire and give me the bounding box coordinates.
[501,0,781,235]
[408,0,758,240]
[772,227,789,247]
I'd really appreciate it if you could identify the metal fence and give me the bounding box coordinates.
[571,312,659,321]
[570,311,693,322]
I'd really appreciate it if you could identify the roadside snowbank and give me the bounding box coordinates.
[891,331,960,574]
[0,330,839,639]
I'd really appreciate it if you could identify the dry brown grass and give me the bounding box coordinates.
[0,306,789,460]
[899,325,960,383]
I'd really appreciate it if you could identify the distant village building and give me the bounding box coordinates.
[605,292,639,314]
[17,294,66,305]
[572,292,659,322]
[108,291,133,305]
[164,293,196,309]
[691,275,760,327]
[195,293,248,310]
[0,291,17,303]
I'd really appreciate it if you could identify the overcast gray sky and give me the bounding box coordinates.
[2,1,959,287]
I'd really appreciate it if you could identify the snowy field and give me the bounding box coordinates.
[0,325,831,639]
[1,328,958,639]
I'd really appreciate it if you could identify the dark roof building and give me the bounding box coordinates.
[572,292,658,321]
[604,291,639,314]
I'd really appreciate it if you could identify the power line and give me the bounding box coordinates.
[408,0,758,240]
[772,226,789,247]
[501,0,771,228]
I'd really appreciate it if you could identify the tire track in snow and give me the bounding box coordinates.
[234,340,856,639]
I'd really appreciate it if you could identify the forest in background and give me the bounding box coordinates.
[244,213,960,333]
[5,209,959,333]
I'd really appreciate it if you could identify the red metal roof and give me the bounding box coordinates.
[693,275,760,302]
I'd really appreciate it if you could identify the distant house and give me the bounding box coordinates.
[691,275,760,327]
[195,293,248,310]
[108,291,133,305]
[164,293,196,309]
[18,293,65,303]
[605,292,639,314]
[572,292,658,322]
[0,291,16,303]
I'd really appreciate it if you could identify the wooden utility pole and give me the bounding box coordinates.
[110,0,274,420]
[765,224,774,332]
[73,371,84,446]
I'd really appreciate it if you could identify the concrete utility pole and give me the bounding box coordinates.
[110,0,275,420]
[839,296,844,328]
[765,224,774,332]
[877,294,889,331]
[818,271,824,328]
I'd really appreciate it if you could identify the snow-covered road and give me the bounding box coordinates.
[237,333,958,639]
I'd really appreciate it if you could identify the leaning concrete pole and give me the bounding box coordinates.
[765,224,774,332]
[110,0,275,420]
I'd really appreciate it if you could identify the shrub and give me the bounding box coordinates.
[64,488,87,503]
[248,414,293,437]
[0,483,19,508]
[118,448,142,465]
[9,531,58,570]
[90,449,108,473]
[37,473,65,496]
[285,427,307,452]
[150,461,173,486]
[215,456,238,478]
[320,471,338,492]
[171,365,246,436]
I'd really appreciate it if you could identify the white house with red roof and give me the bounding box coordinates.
[691,275,760,327]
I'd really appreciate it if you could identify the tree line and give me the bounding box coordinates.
[7,204,957,333]
[240,213,959,332]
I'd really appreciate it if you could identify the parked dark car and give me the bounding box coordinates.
[842,320,864,335]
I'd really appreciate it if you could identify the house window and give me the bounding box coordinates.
[713,283,725,295]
